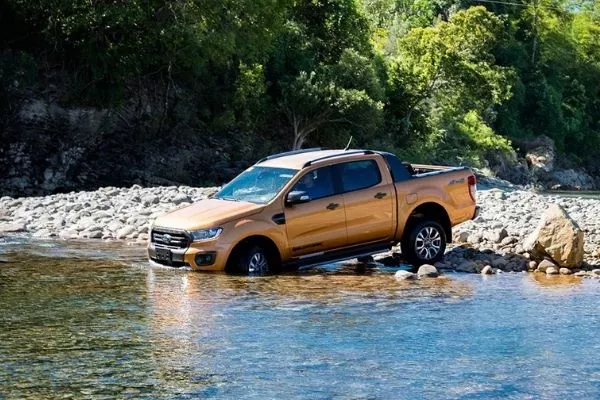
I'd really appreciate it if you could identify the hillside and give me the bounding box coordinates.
[1,0,599,195]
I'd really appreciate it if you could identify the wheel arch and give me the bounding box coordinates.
[404,202,452,242]
[225,235,282,273]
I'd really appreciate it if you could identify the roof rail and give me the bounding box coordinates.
[256,147,322,164]
[303,150,374,168]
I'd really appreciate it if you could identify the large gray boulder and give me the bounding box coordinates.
[524,204,584,268]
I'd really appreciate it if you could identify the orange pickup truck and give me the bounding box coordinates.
[148,149,479,273]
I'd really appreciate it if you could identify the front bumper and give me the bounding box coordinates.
[147,242,227,271]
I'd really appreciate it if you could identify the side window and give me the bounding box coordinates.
[291,166,336,200]
[340,160,381,192]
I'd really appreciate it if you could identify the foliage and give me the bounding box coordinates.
[1,0,600,177]
[279,50,384,149]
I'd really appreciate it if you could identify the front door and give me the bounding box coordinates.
[339,158,395,246]
[285,165,347,257]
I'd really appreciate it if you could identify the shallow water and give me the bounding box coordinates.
[1,237,600,399]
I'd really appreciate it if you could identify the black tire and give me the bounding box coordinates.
[231,245,270,275]
[401,220,446,266]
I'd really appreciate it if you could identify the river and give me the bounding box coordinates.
[1,237,599,399]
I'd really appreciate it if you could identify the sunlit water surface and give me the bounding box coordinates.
[1,237,599,399]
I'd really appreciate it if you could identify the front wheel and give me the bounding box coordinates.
[232,245,270,275]
[401,220,446,266]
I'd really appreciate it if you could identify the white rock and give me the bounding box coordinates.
[172,193,191,205]
[559,268,572,275]
[59,229,79,239]
[417,264,439,277]
[537,259,557,273]
[116,226,136,239]
[481,265,493,275]
[0,222,26,233]
[394,270,417,280]
[546,266,559,275]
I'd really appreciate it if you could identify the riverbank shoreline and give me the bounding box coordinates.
[1,182,599,276]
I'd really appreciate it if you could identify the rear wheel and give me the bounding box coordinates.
[401,220,446,266]
[231,245,270,275]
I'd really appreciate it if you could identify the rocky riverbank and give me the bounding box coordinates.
[1,184,599,277]
[0,185,219,241]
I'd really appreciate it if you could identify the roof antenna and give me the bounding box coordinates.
[344,136,354,151]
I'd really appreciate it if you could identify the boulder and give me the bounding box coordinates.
[417,264,439,278]
[524,204,584,268]
[524,135,555,173]
[559,268,572,275]
[394,270,417,280]
[537,259,557,273]
[546,266,559,275]
[116,225,136,239]
[528,261,538,271]
[0,222,26,233]
[454,231,469,243]
[142,195,159,206]
[59,229,79,239]
[468,233,483,244]
[456,261,478,273]
[549,169,594,191]
[481,265,493,275]
[484,228,508,244]
[172,193,191,205]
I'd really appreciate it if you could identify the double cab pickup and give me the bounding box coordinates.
[148,149,479,273]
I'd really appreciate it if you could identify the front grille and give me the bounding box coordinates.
[151,259,190,268]
[151,228,190,249]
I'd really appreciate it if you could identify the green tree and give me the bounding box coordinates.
[279,50,384,149]
[387,6,513,137]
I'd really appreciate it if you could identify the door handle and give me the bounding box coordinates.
[374,192,387,199]
[326,203,340,210]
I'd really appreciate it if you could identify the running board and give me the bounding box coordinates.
[284,242,392,269]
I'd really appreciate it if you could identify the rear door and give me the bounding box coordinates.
[284,165,347,257]
[338,158,395,246]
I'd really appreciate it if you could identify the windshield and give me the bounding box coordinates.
[215,166,298,204]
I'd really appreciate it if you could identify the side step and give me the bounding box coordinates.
[284,242,392,269]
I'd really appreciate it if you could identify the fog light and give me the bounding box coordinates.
[195,252,216,266]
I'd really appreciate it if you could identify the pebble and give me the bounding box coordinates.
[394,270,417,280]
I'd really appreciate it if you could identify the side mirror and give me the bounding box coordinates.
[287,190,311,205]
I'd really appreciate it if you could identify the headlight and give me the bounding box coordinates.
[190,228,222,242]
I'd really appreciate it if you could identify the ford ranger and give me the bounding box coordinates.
[148,149,479,273]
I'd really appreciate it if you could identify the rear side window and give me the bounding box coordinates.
[382,153,413,182]
[291,166,336,200]
[340,160,381,193]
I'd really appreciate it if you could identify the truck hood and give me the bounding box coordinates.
[153,199,264,231]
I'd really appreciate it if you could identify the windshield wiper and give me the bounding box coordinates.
[218,196,240,202]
